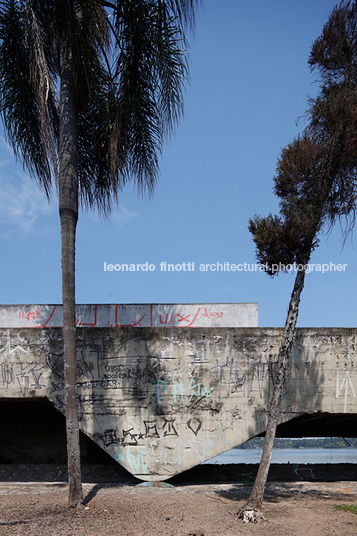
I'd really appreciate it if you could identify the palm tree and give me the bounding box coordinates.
[0,0,199,507]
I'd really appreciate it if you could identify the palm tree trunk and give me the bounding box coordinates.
[238,261,308,523]
[59,43,83,508]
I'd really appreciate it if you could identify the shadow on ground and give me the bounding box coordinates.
[1,462,357,486]
[213,481,357,505]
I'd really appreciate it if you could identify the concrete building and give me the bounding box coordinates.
[0,304,356,481]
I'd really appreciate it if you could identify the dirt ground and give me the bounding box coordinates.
[0,479,356,536]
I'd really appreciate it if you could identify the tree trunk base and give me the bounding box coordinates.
[237,506,265,523]
[69,501,84,510]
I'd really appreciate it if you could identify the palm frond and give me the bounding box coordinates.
[163,0,201,33]
[110,1,163,192]
[0,0,199,210]
[154,4,188,136]
[26,4,58,175]
[0,0,53,196]
[77,69,122,214]
[108,0,194,194]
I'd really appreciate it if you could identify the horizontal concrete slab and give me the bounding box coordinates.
[0,303,258,328]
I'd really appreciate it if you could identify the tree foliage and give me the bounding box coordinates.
[309,0,357,85]
[307,0,357,229]
[0,0,199,208]
[249,136,326,276]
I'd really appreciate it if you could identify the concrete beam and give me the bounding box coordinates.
[0,326,356,481]
[0,303,258,329]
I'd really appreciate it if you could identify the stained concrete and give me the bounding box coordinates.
[0,326,356,481]
[0,303,258,328]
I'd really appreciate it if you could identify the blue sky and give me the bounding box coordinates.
[0,0,355,328]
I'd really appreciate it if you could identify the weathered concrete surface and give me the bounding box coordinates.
[0,327,356,481]
[0,303,258,328]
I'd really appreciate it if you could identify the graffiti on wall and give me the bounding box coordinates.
[0,326,356,480]
[0,303,258,329]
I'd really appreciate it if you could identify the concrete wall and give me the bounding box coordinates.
[0,303,258,328]
[0,327,356,481]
